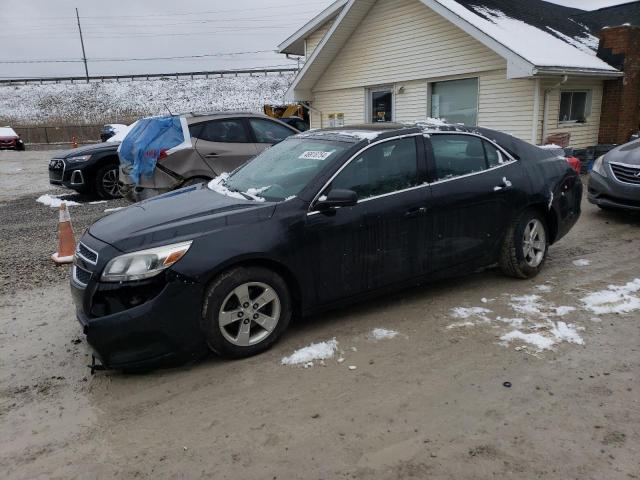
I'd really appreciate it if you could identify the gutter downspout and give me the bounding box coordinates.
[542,75,568,144]
[531,78,541,144]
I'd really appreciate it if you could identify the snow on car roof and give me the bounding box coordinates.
[0,127,18,137]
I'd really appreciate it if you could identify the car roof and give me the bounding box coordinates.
[183,111,278,123]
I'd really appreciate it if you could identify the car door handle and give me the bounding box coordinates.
[404,207,428,218]
[205,153,219,158]
[493,177,513,192]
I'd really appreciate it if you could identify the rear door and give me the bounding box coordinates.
[191,119,258,174]
[247,118,298,154]
[424,133,529,272]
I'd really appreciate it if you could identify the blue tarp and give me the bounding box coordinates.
[119,116,186,185]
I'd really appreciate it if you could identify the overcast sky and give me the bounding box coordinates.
[0,0,631,79]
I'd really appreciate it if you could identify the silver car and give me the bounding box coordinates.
[119,112,298,202]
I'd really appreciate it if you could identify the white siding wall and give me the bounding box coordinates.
[310,87,365,129]
[313,0,505,92]
[536,78,604,148]
[305,19,335,60]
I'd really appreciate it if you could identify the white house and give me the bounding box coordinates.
[278,0,638,148]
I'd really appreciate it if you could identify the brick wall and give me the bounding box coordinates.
[597,26,640,144]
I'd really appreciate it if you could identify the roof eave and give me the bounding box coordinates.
[277,0,348,56]
[533,66,624,78]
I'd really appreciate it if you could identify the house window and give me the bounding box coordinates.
[369,87,393,122]
[430,78,478,126]
[559,91,589,123]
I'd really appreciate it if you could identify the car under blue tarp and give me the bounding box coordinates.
[118,116,191,185]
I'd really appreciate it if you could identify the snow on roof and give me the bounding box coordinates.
[107,122,137,143]
[433,0,618,72]
[0,127,17,137]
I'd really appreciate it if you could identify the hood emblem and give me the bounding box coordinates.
[635,171,640,178]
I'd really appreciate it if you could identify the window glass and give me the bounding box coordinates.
[224,138,348,201]
[431,78,478,126]
[430,134,488,180]
[249,119,295,144]
[371,90,393,122]
[331,137,418,199]
[196,119,249,143]
[483,140,504,167]
[559,91,588,122]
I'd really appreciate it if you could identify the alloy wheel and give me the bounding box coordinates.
[218,282,281,347]
[522,218,546,268]
[102,168,119,197]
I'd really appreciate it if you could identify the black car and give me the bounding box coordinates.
[588,138,640,212]
[71,123,582,370]
[49,142,121,199]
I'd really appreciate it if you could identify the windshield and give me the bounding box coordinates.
[218,137,350,201]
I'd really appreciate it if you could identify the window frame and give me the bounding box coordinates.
[558,90,592,124]
[192,118,252,144]
[424,132,517,185]
[308,133,427,213]
[366,85,395,123]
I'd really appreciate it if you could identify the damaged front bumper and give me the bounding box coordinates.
[71,235,207,370]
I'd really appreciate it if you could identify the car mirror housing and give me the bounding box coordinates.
[315,189,358,211]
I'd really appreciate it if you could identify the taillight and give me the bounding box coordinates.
[566,156,581,175]
[158,149,168,160]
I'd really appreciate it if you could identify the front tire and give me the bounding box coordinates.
[201,267,291,358]
[499,210,548,279]
[95,165,121,199]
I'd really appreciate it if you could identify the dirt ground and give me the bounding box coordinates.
[1,150,639,480]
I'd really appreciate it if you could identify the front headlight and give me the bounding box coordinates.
[67,155,92,163]
[101,241,192,282]
[592,155,608,178]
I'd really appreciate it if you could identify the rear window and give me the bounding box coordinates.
[193,119,249,143]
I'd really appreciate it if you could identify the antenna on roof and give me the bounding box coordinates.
[164,104,173,116]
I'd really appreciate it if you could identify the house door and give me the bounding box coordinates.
[368,86,394,123]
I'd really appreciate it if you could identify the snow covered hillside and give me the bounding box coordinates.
[0,73,295,125]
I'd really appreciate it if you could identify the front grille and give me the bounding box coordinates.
[610,162,640,185]
[77,242,98,264]
[73,265,92,287]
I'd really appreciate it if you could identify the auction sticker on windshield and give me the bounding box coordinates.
[299,151,334,160]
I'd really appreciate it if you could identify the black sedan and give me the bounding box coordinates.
[49,142,121,199]
[588,139,640,212]
[71,123,582,370]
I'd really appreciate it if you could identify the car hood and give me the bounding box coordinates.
[606,139,640,166]
[89,184,276,252]
[57,142,120,158]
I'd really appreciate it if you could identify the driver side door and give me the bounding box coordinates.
[304,135,429,304]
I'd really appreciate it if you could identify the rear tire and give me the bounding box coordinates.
[201,267,291,358]
[499,209,548,279]
[95,165,121,199]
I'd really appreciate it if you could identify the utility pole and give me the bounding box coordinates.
[75,8,89,83]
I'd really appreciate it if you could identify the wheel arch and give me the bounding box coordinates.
[524,202,559,245]
[205,256,303,315]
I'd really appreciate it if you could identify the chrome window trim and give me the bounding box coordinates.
[306,131,518,215]
[307,133,424,214]
[72,265,90,288]
[76,242,99,265]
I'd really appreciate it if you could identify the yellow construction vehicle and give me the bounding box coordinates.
[264,104,309,131]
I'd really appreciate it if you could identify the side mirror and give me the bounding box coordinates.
[315,189,358,211]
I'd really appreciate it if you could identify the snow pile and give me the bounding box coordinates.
[332,130,381,141]
[107,122,136,143]
[509,295,544,316]
[281,339,338,366]
[36,194,80,207]
[434,1,617,71]
[370,328,399,340]
[573,259,591,267]
[581,279,640,315]
[0,74,295,124]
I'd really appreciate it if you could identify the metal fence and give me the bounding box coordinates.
[0,67,298,86]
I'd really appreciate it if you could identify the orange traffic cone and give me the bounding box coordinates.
[71,136,78,149]
[51,202,76,264]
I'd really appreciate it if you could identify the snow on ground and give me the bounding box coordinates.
[36,194,80,208]
[573,259,591,267]
[0,74,295,124]
[448,278,640,352]
[370,328,399,340]
[581,279,640,315]
[281,339,338,366]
